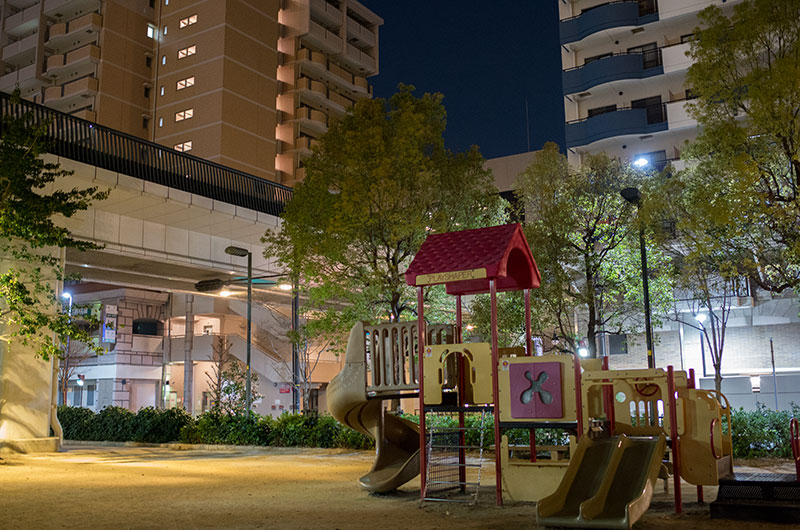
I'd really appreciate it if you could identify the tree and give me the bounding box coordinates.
[512,143,674,357]
[205,335,261,414]
[684,0,800,292]
[58,339,95,405]
[1,90,108,360]
[263,85,504,344]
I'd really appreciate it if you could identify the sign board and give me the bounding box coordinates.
[415,267,486,286]
[102,304,117,343]
[279,388,291,394]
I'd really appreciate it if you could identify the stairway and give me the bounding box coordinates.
[711,472,800,523]
[423,410,487,504]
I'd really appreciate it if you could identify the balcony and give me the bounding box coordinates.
[4,4,41,38]
[44,75,98,112]
[44,0,101,20]
[565,104,667,148]
[47,12,102,52]
[310,0,343,29]
[346,16,375,48]
[293,106,327,134]
[666,99,697,130]
[662,42,692,74]
[340,42,376,75]
[2,32,39,67]
[46,43,100,80]
[563,50,662,95]
[294,76,327,104]
[560,1,659,45]
[290,136,319,157]
[303,19,343,55]
[0,63,46,96]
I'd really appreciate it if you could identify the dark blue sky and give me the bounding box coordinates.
[363,1,565,160]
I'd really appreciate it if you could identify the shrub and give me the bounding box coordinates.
[58,405,95,440]
[91,406,135,441]
[132,407,192,443]
[730,403,799,459]
[180,412,273,446]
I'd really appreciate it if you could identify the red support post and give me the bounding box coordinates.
[417,286,426,501]
[688,368,703,501]
[490,280,503,506]
[667,365,682,514]
[456,295,466,490]
[524,288,532,356]
[574,355,583,441]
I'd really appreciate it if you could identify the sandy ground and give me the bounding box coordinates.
[0,444,796,529]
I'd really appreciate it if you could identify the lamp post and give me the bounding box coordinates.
[195,264,296,414]
[224,246,253,414]
[61,292,73,404]
[621,187,655,368]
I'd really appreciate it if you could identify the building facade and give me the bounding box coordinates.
[484,0,800,410]
[0,0,381,186]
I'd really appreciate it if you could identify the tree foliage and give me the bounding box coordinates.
[0,90,108,360]
[263,85,504,345]
[205,335,261,415]
[506,143,674,357]
[684,0,800,292]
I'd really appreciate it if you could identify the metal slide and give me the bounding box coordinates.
[537,433,667,529]
[328,322,420,492]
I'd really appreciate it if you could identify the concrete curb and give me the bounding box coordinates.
[63,440,367,455]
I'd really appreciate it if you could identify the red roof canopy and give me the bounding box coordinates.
[404,223,541,296]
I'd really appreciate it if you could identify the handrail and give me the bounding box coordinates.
[566,102,667,125]
[792,418,799,480]
[563,48,663,72]
[0,91,292,216]
[710,417,722,460]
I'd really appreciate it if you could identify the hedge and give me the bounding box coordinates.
[58,406,374,449]
[57,404,799,459]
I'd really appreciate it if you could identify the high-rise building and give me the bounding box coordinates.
[0,0,381,185]
[558,0,741,170]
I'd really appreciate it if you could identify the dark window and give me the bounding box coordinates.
[133,318,160,336]
[685,88,696,100]
[680,33,695,44]
[627,42,661,69]
[144,86,151,98]
[608,334,628,355]
[72,385,82,406]
[584,52,612,65]
[87,385,95,407]
[145,56,152,68]
[636,150,668,171]
[631,95,664,124]
[638,0,657,16]
[142,116,150,129]
[588,104,617,118]
[149,0,155,7]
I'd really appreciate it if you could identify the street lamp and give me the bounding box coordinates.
[194,259,299,414]
[224,246,253,414]
[620,187,655,369]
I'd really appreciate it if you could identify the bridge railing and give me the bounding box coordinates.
[0,91,292,216]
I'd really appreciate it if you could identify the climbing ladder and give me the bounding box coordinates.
[423,409,487,504]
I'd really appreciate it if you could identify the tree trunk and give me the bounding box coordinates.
[714,369,722,395]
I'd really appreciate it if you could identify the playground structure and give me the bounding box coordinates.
[328,223,800,527]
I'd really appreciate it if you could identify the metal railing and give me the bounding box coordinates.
[0,91,292,217]
[568,101,667,125]
[563,48,663,72]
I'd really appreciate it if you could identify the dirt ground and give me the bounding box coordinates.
[0,444,796,529]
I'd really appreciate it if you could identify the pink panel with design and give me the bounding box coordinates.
[509,362,563,419]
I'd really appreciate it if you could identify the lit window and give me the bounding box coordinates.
[163,26,168,35]
[174,141,192,152]
[162,55,166,65]
[147,24,157,39]
[176,76,195,90]
[160,86,164,96]
[177,45,196,59]
[175,108,194,122]
[179,14,198,28]
[158,117,163,127]
[165,0,169,5]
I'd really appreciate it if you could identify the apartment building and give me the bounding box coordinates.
[0,0,381,186]
[559,0,743,170]
[554,0,800,408]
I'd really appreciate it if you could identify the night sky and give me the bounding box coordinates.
[363,1,565,160]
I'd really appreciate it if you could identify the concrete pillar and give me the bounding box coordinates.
[183,294,194,415]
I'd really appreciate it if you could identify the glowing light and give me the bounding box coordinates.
[749,375,761,392]
[578,347,589,357]
[219,290,232,297]
[695,312,707,324]
[76,378,84,387]
[465,324,475,331]
[278,283,293,291]
[633,157,649,167]
[61,292,72,299]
